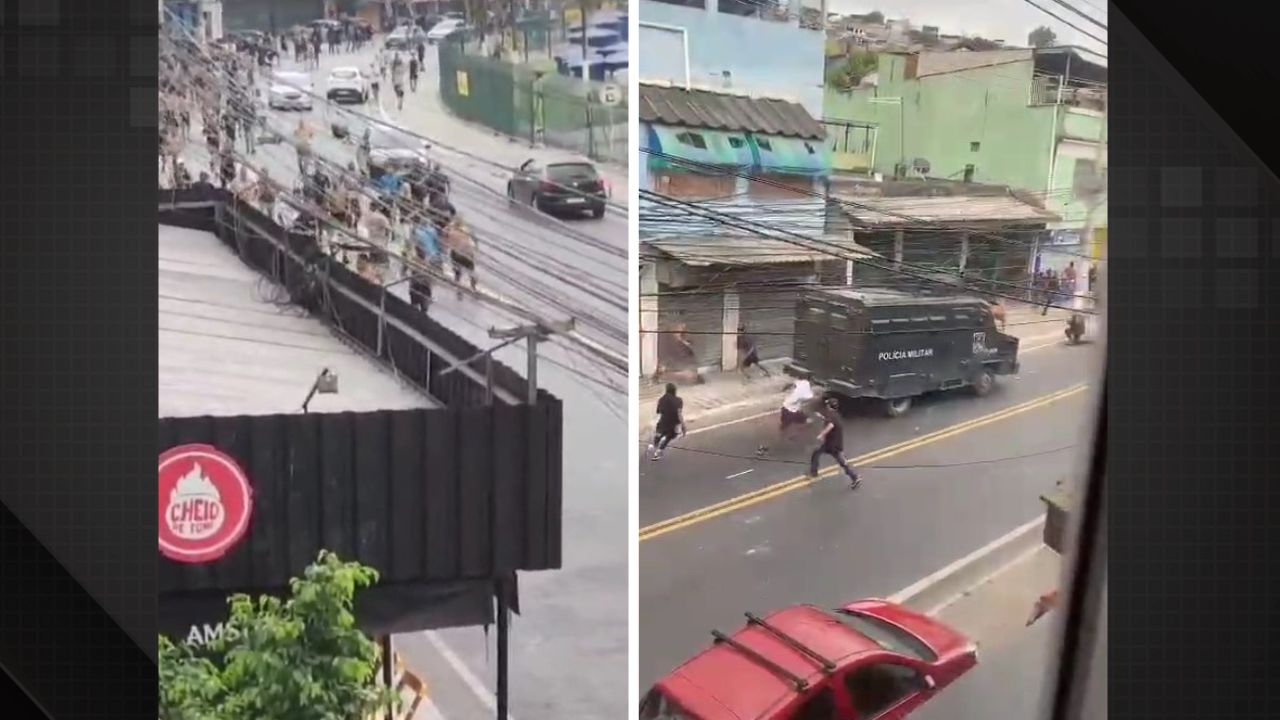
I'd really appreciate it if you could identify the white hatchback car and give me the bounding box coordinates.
[268,71,313,111]
[325,66,368,104]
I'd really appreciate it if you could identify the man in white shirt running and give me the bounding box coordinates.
[757,373,816,457]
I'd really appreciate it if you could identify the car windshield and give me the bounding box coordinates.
[830,610,938,662]
[547,163,598,182]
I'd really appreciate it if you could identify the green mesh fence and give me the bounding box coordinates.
[437,43,627,164]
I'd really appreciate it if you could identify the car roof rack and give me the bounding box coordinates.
[711,630,808,692]
[745,612,838,674]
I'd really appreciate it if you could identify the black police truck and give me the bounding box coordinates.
[787,289,1020,417]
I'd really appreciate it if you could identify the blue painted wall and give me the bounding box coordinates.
[638,1,826,119]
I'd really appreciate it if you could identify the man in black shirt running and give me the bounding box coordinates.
[809,397,861,488]
[647,383,685,461]
[736,324,771,379]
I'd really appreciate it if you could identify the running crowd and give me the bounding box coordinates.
[159,33,479,314]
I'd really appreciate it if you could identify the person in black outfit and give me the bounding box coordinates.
[408,55,420,92]
[416,41,425,66]
[218,151,236,189]
[647,384,685,461]
[192,172,216,194]
[736,324,771,379]
[809,398,861,488]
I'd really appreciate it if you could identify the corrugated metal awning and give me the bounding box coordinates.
[833,193,1061,227]
[644,235,879,267]
[639,84,826,140]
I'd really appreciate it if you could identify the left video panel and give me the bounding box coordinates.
[158,2,630,717]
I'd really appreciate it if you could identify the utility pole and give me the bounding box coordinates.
[435,317,574,720]
[1078,89,1107,312]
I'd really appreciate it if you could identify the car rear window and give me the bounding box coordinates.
[547,163,598,182]
[830,610,938,662]
[333,70,358,79]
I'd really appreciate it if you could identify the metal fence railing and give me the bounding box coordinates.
[437,42,627,164]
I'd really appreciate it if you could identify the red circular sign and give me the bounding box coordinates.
[159,444,254,564]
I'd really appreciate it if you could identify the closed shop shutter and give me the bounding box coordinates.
[659,289,724,371]
[746,174,817,201]
[652,171,736,200]
[739,289,798,362]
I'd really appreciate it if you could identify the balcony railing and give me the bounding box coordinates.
[1030,75,1106,111]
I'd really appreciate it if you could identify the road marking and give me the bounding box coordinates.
[638,383,1088,543]
[672,335,1069,438]
[923,540,1047,618]
[726,469,754,480]
[422,631,516,720]
[887,515,1048,606]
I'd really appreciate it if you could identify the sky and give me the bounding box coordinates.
[826,0,1108,57]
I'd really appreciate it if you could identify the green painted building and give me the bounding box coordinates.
[825,47,1107,274]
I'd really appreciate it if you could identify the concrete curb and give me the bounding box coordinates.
[636,331,1064,439]
[428,93,630,205]
[888,516,1047,615]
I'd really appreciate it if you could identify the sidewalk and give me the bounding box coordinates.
[639,304,1072,431]
[409,50,629,204]
[910,544,1063,719]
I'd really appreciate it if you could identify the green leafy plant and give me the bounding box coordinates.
[1028,26,1058,48]
[159,551,396,720]
[826,52,880,91]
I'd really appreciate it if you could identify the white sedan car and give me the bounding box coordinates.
[325,66,368,104]
[268,71,313,111]
[426,19,468,44]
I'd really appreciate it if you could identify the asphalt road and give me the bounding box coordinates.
[912,614,1057,720]
[180,41,628,358]
[172,41,629,718]
[637,341,1099,689]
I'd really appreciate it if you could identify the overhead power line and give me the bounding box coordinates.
[638,148,1106,264]
[1021,0,1107,47]
[641,190,1095,312]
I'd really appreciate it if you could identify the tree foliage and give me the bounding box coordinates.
[1028,25,1058,48]
[159,552,395,720]
[864,11,885,25]
[827,52,880,91]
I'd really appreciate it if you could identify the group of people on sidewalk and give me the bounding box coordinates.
[1032,260,1097,314]
[283,20,376,69]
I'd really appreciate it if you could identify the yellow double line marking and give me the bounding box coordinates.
[639,383,1090,543]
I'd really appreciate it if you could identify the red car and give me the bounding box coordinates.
[641,599,978,720]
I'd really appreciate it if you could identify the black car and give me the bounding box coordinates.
[787,289,1020,417]
[506,158,607,219]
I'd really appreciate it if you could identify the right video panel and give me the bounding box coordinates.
[636,2,1108,717]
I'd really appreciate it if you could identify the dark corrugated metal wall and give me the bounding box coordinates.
[739,289,797,362]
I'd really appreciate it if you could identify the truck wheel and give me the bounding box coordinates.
[973,369,995,397]
[884,397,913,418]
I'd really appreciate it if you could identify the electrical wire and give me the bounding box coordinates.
[641,190,1096,312]
[1020,0,1107,47]
[641,440,1077,469]
[640,148,1106,264]
[167,11,630,217]
[162,33,629,274]
[160,32,628,368]
[166,128,627,375]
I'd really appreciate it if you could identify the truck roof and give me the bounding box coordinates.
[807,287,991,309]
